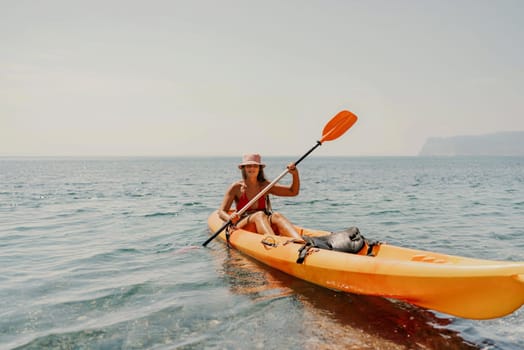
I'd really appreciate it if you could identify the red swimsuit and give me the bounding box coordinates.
[236,191,266,212]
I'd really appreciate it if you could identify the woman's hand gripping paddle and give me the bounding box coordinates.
[202,110,358,247]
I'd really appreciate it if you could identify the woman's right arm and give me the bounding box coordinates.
[218,183,237,222]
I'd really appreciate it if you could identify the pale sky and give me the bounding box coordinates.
[1,0,523,157]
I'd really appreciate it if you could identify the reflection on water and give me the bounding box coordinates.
[217,247,479,350]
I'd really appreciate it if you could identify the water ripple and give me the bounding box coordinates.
[1,157,523,350]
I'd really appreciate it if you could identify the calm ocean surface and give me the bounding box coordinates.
[1,156,523,350]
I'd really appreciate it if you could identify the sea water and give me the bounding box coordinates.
[1,156,523,350]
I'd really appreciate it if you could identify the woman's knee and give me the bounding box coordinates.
[250,211,267,221]
[269,212,285,223]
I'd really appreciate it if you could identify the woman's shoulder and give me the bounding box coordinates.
[228,180,244,192]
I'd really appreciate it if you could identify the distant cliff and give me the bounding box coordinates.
[419,131,524,156]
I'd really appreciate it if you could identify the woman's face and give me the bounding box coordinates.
[242,164,260,177]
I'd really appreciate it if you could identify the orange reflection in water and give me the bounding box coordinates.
[215,247,479,350]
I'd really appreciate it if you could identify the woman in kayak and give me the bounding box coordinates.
[218,153,303,240]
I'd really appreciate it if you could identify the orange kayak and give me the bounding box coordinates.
[208,210,524,320]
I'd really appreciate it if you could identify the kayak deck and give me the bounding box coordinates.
[208,210,524,320]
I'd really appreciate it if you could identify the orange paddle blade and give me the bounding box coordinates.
[320,110,358,143]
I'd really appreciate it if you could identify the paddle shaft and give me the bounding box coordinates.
[202,141,323,247]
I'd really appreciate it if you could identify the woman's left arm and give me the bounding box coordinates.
[269,163,300,197]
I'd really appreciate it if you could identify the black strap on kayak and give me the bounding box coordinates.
[366,239,381,256]
[296,241,319,264]
[225,224,234,248]
[296,243,309,263]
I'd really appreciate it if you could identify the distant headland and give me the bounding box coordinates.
[418,131,524,156]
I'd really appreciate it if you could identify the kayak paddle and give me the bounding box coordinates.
[202,110,358,247]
